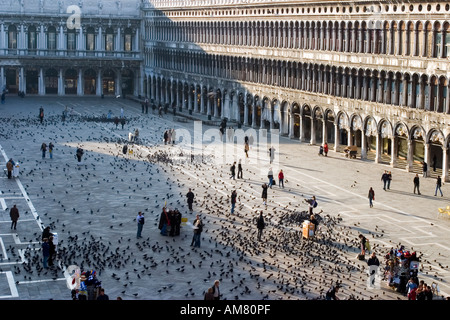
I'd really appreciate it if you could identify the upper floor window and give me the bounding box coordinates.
[86,27,95,51]
[48,26,56,50]
[67,29,76,50]
[124,28,132,51]
[105,28,114,51]
[28,26,37,49]
[8,25,17,49]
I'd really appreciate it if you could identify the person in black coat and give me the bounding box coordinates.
[261,183,268,205]
[173,209,182,236]
[256,212,265,241]
[158,208,170,236]
[186,189,195,212]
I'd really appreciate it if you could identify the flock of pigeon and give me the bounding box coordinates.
[1,100,440,300]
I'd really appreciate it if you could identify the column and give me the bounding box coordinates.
[347,128,352,146]
[96,70,102,96]
[406,139,414,172]
[0,67,4,91]
[77,69,83,95]
[38,68,45,95]
[390,136,396,167]
[0,23,5,55]
[299,116,304,142]
[310,118,316,145]
[446,85,450,114]
[233,93,238,121]
[418,78,424,109]
[374,133,381,163]
[200,87,205,114]
[252,104,257,129]
[243,92,249,126]
[424,143,431,169]
[206,94,211,116]
[334,124,340,151]
[58,68,64,96]
[289,111,295,139]
[19,67,24,92]
[442,147,449,182]
[223,92,229,119]
[361,132,367,160]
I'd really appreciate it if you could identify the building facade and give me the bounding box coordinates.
[0,0,142,97]
[142,0,450,181]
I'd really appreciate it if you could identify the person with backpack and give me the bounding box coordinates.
[306,196,318,215]
[40,142,47,159]
[136,212,145,239]
[48,142,54,159]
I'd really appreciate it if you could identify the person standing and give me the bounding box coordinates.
[145,99,149,114]
[261,183,268,205]
[48,235,56,267]
[422,162,428,178]
[268,146,275,164]
[278,169,284,188]
[96,288,109,300]
[211,280,220,300]
[114,117,119,129]
[368,187,375,208]
[435,176,443,197]
[158,208,170,236]
[307,196,317,215]
[39,106,44,123]
[325,284,340,300]
[432,154,437,172]
[204,287,214,300]
[323,142,329,157]
[186,188,195,212]
[76,147,84,163]
[267,168,274,188]
[6,158,13,179]
[359,234,367,256]
[120,118,126,130]
[237,159,243,179]
[171,128,176,145]
[230,190,237,214]
[173,209,182,236]
[48,142,54,159]
[136,212,144,239]
[381,170,389,190]
[256,212,265,241]
[41,142,47,159]
[42,238,50,269]
[413,174,421,195]
[230,162,236,180]
[9,204,19,230]
[191,215,203,248]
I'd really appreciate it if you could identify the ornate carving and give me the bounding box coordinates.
[365,118,377,137]
[352,116,362,131]
[412,127,423,140]
[338,114,348,130]
[430,131,444,145]
[395,124,407,137]
[380,121,392,139]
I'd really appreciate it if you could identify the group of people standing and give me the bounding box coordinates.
[158,207,182,237]
[40,142,54,159]
[163,128,176,145]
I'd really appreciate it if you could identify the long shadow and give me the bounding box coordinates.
[386,188,448,201]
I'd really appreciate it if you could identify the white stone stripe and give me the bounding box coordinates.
[0,272,19,299]
[0,198,6,211]
[0,237,7,261]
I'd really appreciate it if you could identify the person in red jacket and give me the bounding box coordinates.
[278,169,284,188]
[323,143,329,156]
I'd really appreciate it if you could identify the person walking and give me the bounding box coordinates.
[9,204,19,230]
[368,187,375,208]
[422,162,428,178]
[114,117,119,129]
[211,280,221,300]
[237,159,243,179]
[186,188,195,212]
[39,106,44,123]
[42,238,50,269]
[244,142,249,158]
[387,171,392,190]
[230,162,236,180]
[6,158,13,179]
[435,176,443,197]
[381,170,389,190]
[323,142,329,157]
[136,212,145,239]
[40,142,47,159]
[278,169,284,188]
[230,190,237,214]
[48,142,54,159]
[413,174,421,195]
[191,215,203,248]
[267,168,274,188]
[268,146,275,164]
[120,118,126,130]
[204,287,214,300]
[261,183,268,205]
[256,212,265,241]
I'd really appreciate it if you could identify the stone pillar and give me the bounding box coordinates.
[252,104,257,129]
[206,94,212,116]
[58,68,64,96]
[97,70,102,96]
[375,133,381,163]
[19,67,24,92]
[347,128,352,147]
[0,67,4,91]
[200,87,205,114]
[424,142,431,169]
[38,68,45,95]
[406,139,414,172]
[418,78,424,109]
[442,147,449,182]
[361,132,367,160]
[322,120,327,145]
[299,116,304,142]
[446,85,450,114]
[243,93,249,126]
[390,136,396,167]
[310,118,316,145]
[77,69,83,96]
[334,123,339,151]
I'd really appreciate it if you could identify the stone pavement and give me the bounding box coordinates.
[0,96,449,300]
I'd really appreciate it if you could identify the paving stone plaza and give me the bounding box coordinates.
[0,96,448,300]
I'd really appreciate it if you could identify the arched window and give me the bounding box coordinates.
[28,26,37,50]
[124,28,132,51]
[105,28,114,52]
[47,26,56,51]
[86,27,95,51]
[8,25,17,49]
[67,28,76,51]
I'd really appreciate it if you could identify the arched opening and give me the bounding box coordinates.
[84,69,96,95]
[121,69,134,96]
[102,69,116,95]
[303,105,312,142]
[64,68,78,94]
[26,68,39,94]
[45,68,58,94]
[325,110,335,144]
[412,126,425,163]
[313,107,323,143]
